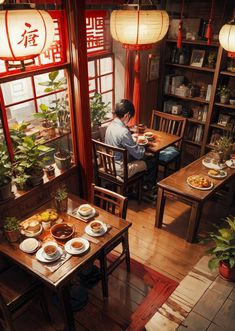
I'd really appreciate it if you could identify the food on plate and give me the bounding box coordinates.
[71,240,84,250]
[208,169,220,176]
[187,175,212,188]
[43,242,58,257]
[39,209,58,222]
[51,223,74,240]
[144,131,154,140]
[22,220,41,234]
[90,221,103,233]
[78,204,93,217]
[137,136,147,144]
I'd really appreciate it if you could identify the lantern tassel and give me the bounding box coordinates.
[177,20,183,49]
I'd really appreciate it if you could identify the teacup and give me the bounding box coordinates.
[71,239,84,251]
[43,241,58,257]
[90,221,103,233]
[78,204,93,217]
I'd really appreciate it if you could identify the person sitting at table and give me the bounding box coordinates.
[105,99,158,197]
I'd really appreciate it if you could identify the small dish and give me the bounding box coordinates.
[64,238,89,255]
[144,131,154,141]
[208,169,227,179]
[225,159,235,169]
[19,238,39,253]
[21,224,43,238]
[50,223,74,241]
[42,241,58,258]
[85,222,107,237]
[187,175,213,190]
[77,205,96,219]
[137,136,148,146]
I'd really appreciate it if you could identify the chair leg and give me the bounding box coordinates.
[163,165,168,178]
[99,255,109,298]
[137,179,142,204]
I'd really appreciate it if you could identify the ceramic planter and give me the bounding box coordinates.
[0,177,12,201]
[54,151,71,170]
[4,229,21,243]
[28,168,44,187]
[219,261,235,282]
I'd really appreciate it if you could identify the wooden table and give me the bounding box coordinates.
[155,155,235,243]
[0,194,132,331]
[144,129,182,154]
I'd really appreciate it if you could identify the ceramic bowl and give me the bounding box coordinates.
[50,223,74,241]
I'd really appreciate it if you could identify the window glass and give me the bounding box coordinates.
[6,101,35,123]
[1,78,33,105]
[88,61,95,78]
[34,70,66,96]
[99,57,112,74]
[101,75,112,93]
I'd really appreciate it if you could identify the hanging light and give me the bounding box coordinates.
[219,19,235,52]
[0,2,55,68]
[110,1,169,50]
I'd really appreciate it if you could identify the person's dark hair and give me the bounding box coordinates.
[114,99,135,119]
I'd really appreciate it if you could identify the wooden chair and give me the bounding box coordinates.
[150,110,186,177]
[0,265,49,331]
[91,184,130,297]
[92,139,145,203]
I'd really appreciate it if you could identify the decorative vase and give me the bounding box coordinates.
[55,198,68,212]
[219,261,235,282]
[4,229,21,243]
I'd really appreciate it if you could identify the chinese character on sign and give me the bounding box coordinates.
[17,23,39,48]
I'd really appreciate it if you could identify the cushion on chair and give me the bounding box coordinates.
[159,146,180,164]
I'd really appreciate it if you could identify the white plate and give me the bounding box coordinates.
[64,238,89,255]
[208,170,227,179]
[85,222,107,237]
[138,139,148,146]
[19,238,39,253]
[21,224,43,238]
[187,177,213,191]
[76,207,96,220]
[226,159,235,169]
[202,159,227,170]
[36,246,63,263]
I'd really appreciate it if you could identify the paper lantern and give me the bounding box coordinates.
[219,21,235,52]
[110,9,169,50]
[0,9,54,62]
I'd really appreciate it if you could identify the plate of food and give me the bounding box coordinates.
[225,159,235,169]
[137,135,148,146]
[202,158,226,170]
[208,169,227,179]
[187,175,213,190]
[144,131,154,141]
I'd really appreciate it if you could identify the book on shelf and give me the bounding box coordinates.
[186,124,203,142]
[170,75,184,94]
[191,105,208,122]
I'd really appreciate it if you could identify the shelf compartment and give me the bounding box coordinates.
[210,123,233,131]
[187,118,206,125]
[214,102,235,109]
[220,71,235,77]
[183,139,202,146]
[166,39,219,47]
[166,62,215,73]
[165,93,209,104]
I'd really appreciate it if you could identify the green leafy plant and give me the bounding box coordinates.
[4,217,19,231]
[214,135,235,153]
[204,216,235,270]
[37,71,70,130]
[52,185,68,202]
[0,145,12,186]
[217,85,231,97]
[9,122,28,151]
[90,92,110,127]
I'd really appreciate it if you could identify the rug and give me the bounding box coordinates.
[107,254,179,331]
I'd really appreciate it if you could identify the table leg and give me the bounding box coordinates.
[187,201,203,243]
[155,187,166,228]
[58,284,75,331]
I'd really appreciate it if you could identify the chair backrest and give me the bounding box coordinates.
[150,110,186,148]
[91,184,128,219]
[92,139,128,181]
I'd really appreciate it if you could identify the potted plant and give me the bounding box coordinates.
[207,51,217,68]
[14,136,50,187]
[217,85,231,104]
[52,185,68,212]
[90,92,110,137]
[3,217,21,243]
[204,216,235,281]
[34,104,57,138]
[213,135,235,162]
[54,149,72,170]
[0,145,13,201]
[37,70,70,135]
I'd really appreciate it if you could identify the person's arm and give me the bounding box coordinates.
[121,130,145,160]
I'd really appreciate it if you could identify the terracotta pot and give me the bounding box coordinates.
[4,229,21,243]
[219,261,235,282]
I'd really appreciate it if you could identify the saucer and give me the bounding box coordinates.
[36,246,63,263]
[85,222,107,237]
[64,238,89,255]
[226,159,235,169]
[19,238,39,253]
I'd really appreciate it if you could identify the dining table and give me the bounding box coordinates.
[0,194,132,331]
[144,128,182,154]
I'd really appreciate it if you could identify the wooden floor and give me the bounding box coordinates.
[4,195,235,331]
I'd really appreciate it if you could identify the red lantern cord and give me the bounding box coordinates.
[205,0,215,45]
[177,0,184,49]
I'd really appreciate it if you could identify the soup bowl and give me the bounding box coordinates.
[50,223,74,241]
